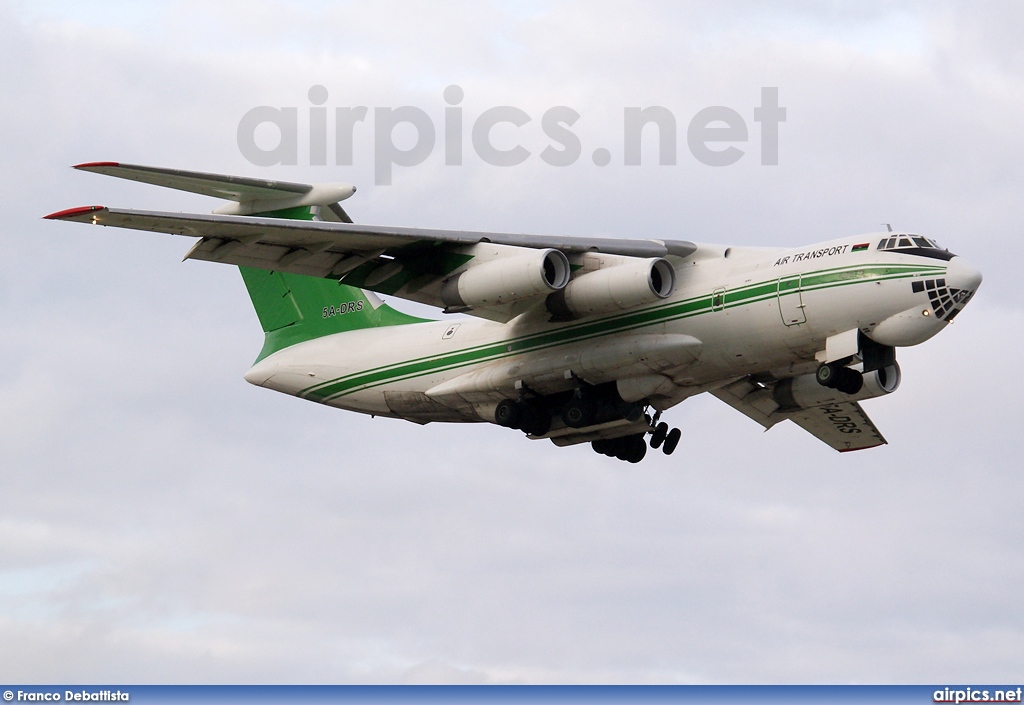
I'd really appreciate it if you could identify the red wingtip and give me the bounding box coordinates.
[73,161,120,169]
[44,205,106,220]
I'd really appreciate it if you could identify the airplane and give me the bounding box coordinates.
[46,162,983,463]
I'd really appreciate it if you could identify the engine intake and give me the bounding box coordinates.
[546,257,675,320]
[440,248,570,308]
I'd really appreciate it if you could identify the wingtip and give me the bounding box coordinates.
[43,205,106,220]
[73,161,120,170]
[838,442,886,453]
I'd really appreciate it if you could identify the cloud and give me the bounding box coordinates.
[1,0,1022,684]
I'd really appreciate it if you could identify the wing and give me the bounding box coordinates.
[44,205,697,322]
[711,377,887,452]
[787,402,887,452]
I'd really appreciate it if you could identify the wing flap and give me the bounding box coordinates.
[710,378,786,429]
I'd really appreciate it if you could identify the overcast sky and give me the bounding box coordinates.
[1,0,1022,684]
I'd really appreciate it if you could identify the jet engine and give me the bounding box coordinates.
[773,363,901,410]
[546,257,675,320]
[440,248,570,308]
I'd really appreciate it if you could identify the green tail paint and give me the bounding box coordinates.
[238,206,429,363]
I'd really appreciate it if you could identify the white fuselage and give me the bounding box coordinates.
[243,233,981,430]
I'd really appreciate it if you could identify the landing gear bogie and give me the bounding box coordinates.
[590,422,680,463]
[495,398,553,436]
[562,395,596,428]
[591,434,647,463]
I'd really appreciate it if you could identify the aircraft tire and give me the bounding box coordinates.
[663,428,681,455]
[593,438,622,457]
[611,435,644,463]
[562,398,595,428]
[628,436,648,463]
[650,422,669,448]
[815,362,839,388]
[495,399,522,429]
[835,367,864,395]
[524,408,552,436]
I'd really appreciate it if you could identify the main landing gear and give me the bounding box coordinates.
[815,361,864,395]
[494,398,552,436]
[589,420,681,463]
[592,435,648,463]
[493,383,682,464]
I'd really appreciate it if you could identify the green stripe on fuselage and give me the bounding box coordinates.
[298,261,944,403]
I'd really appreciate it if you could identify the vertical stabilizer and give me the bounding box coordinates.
[238,207,428,362]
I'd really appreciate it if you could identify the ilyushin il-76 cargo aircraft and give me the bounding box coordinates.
[47,163,982,463]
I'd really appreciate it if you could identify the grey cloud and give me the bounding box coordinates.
[1,0,1022,685]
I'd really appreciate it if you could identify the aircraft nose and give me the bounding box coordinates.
[946,256,983,294]
[930,256,982,322]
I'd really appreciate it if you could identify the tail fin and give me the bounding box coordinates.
[238,206,428,362]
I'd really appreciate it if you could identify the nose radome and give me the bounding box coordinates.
[946,256,983,293]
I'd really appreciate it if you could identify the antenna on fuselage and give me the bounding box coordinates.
[884,223,893,232]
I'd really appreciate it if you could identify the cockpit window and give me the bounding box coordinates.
[876,233,953,260]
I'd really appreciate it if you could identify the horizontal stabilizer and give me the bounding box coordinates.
[73,162,355,219]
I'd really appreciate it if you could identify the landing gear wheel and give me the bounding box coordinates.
[627,436,648,463]
[815,362,839,388]
[614,435,647,463]
[592,439,614,456]
[835,367,864,395]
[662,428,681,455]
[650,422,669,449]
[562,397,595,428]
[522,407,552,436]
[494,399,522,429]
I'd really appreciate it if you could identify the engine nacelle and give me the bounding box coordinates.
[546,257,675,320]
[440,248,570,308]
[773,363,901,410]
